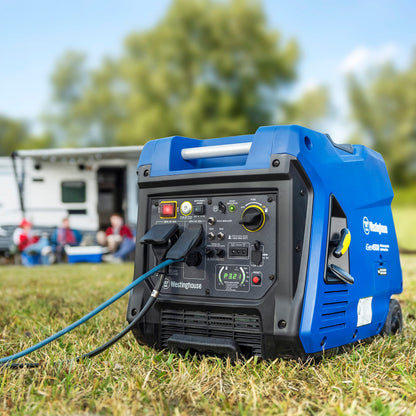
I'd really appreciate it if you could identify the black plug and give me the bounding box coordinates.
[140,223,179,272]
[166,224,203,260]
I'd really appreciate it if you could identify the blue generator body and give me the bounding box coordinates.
[127,125,403,358]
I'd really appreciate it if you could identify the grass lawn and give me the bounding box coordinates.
[0,259,415,415]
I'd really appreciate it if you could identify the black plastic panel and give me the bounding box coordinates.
[127,154,314,359]
[146,193,277,300]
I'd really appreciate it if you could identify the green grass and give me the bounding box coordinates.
[392,206,416,250]
[1,259,416,415]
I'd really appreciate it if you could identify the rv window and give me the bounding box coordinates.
[61,181,86,203]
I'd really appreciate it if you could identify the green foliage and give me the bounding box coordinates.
[45,51,90,146]
[0,260,415,414]
[0,115,53,156]
[46,0,301,146]
[0,115,27,155]
[281,85,330,128]
[348,56,416,186]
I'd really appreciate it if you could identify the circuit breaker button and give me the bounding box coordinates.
[207,217,216,225]
[180,201,193,216]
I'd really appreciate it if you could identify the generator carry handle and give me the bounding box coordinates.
[140,125,345,176]
[181,142,252,160]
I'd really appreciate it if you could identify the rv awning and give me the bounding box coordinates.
[13,146,143,161]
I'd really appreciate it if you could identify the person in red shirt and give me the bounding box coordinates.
[51,217,83,262]
[99,213,135,263]
[13,219,39,252]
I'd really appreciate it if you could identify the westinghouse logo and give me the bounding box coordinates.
[170,281,202,290]
[363,216,388,235]
[363,217,370,235]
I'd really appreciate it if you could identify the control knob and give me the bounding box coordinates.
[239,205,265,232]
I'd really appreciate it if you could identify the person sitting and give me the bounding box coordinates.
[13,218,39,253]
[97,213,135,263]
[13,219,55,266]
[13,219,43,265]
[51,217,82,263]
[23,232,52,265]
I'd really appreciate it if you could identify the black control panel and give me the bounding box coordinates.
[147,193,277,299]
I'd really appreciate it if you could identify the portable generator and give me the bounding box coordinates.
[127,125,403,359]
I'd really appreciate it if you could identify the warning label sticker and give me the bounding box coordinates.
[357,297,373,327]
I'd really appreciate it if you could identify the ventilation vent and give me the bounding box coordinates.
[319,289,349,332]
[160,308,263,356]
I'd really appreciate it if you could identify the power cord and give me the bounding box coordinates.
[79,272,166,360]
[1,222,204,369]
[3,273,167,369]
[0,259,177,368]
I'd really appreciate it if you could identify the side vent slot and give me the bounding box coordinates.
[319,289,349,332]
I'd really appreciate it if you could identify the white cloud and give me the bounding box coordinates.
[339,43,398,74]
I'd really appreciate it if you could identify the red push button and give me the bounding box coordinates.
[252,275,261,285]
[159,202,177,218]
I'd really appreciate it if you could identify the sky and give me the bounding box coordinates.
[1,0,415,142]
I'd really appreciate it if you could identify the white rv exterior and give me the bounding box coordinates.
[0,146,142,253]
[0,157,20,221]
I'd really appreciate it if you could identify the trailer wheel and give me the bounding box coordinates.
[381,299,403,336]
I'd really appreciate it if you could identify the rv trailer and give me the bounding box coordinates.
[0,146,142,254]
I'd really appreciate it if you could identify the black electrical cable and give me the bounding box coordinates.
[1,259,175,367]
[1,273,166,370]
[78,272,165,360]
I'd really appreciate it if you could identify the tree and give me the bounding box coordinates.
[45,51,90,146]
[0,115,27,155]
[0,115,52,156]
[47,0,300,146]
[281,86,330,129]
[348,57,416,186]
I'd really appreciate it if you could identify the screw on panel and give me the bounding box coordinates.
[272,159,280,167]
[132,308,137,316]
[205,289,210,295]
[278,320,287,329]
[267,196,273,203]
[300,189,305,196]
[154,201,159,207]
[295,244,301,253]
[208,199,212,205]
[143,169,150,177]
[269,274,275,281]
